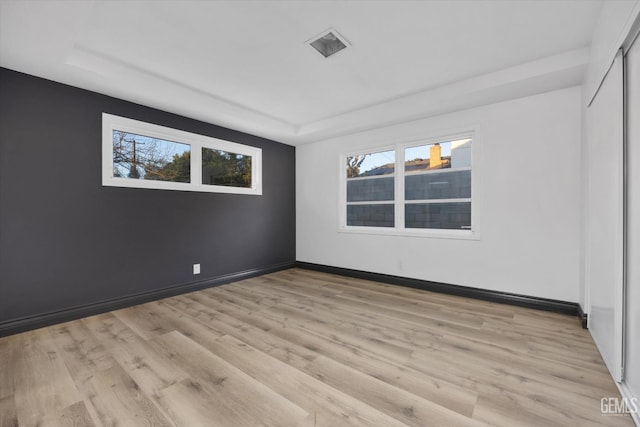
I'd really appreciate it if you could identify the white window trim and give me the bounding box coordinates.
[102,113,262,195]
[339,131,479,240]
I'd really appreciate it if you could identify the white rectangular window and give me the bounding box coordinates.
[340,132,476,238]
[404,138,472,230]
[346,149,395,227]
[102,113,262,195]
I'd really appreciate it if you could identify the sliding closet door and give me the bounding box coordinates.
[624,33,640,396]
[586,50,624,382]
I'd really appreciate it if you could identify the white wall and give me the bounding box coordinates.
[297,86,582,302]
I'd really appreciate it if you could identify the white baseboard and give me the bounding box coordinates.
[617,380,640,426]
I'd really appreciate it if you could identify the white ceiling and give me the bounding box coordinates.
[0,0,603,145]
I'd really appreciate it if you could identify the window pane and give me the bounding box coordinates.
[347,150,395,178]
[405,138,471,172]
[406,170,471,200]
[347,204,394,227]
[347,176,394,202]
[202,148,252,188]
[405,202,471,230]
[112,130,191,182]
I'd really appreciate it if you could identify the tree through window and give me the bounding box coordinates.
[103,113,262,195]
[112,130,191,183]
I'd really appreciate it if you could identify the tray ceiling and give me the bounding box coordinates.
[0,0,602,145]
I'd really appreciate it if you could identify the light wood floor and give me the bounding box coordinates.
[0,268,633,427]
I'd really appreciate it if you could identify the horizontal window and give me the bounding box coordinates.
[102,113,262,195]
[340,133,476,238]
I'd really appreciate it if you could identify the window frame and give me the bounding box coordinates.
[342,144,396,228]
[339,131,478,240]
[102,113,262,195]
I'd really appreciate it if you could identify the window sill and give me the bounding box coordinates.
[338,226,480,241]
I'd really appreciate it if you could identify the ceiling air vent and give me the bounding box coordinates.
[307,28,349,58]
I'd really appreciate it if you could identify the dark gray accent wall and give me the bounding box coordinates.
[0,67,295,327]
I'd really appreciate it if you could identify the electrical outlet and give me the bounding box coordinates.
[193,263,200,275]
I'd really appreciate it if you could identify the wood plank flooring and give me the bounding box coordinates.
[0,268,633,426]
